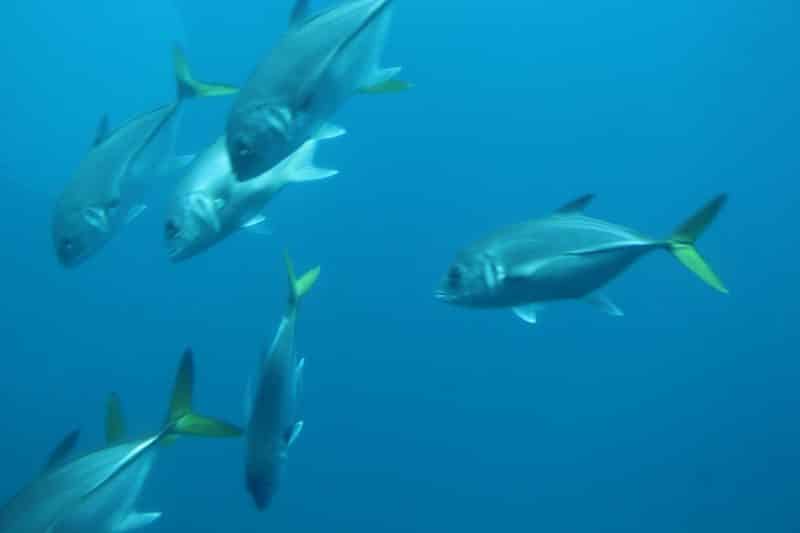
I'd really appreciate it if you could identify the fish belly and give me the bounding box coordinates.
[508,248,649,304]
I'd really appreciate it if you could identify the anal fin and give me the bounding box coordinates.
[583,293,624,317]
[112,511,162,532]
[359,67,411,94]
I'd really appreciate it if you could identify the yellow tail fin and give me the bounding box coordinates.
[173,45,239,100]
[285,251,320,308]
[163,349,242,442]
[667,194,729,294]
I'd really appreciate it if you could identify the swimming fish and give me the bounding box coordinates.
[0,350,241,533]
[51,47,237,268]
[436,194,729,324]
[226,0,408,180]
[164,130,342,262]
[245,253,319,510]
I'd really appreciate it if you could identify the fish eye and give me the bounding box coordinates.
[61,239,74,251]
[164,220,180,239]
[235,139,252,158]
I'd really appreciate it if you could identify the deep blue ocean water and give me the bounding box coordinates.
[1,1,798,531]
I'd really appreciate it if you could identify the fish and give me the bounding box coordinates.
[51,47,238,268]
[164,129,343,262]
[436,194,729,324]
[244,253,319,510]
[0,350,242,533]
[226,0,408,180]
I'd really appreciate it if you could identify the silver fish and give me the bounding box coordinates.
[164,128,342,262]
[51,47,237,268]
[226,0,407,180]
[0,350,241,533]
[245,254,319,510]
[436,194,729,324]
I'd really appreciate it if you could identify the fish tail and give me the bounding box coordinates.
[173,45,238,100]
[285,251,320,309]
[665,194,729,294]
[161,349,242,444]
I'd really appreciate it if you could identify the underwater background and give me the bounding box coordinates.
[1,0,798,531]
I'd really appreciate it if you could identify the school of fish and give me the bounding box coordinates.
[8,0,730,529]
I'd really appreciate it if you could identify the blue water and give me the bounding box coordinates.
[1,0,798,531]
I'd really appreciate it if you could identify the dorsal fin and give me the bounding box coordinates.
[555,194,595,214]
[93,114,110,146]
[43,429,80,472]
[289,0,310,27]
[105,393,126,445]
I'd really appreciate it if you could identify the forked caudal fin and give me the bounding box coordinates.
[173,45,239,100]
[161,349,243,444]
[282,138,340,184]
[666,194,729,294]
[285,251,320,309]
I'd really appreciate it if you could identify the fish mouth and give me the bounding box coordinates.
[433,289,453,302]
[55,245,89,269]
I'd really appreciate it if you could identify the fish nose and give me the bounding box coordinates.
[246,475,273,511]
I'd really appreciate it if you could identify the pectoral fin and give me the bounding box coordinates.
[241,214,268,230]
[294,357,305,396]
[284,421,304,448]
[112,512,162,532]
[512,304,545,324]
[83,207,111,232]
[125,205,147,225]
[314,123,347,141]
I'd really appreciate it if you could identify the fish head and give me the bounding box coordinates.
[164,191,224,262]
[227,105,295,180]
[435,251,505,306]
[245,455,283,511]
[51,203,116,268]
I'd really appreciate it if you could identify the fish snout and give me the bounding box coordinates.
[245,471,274,511]
[55,238,84,268]
[433,284,456,303]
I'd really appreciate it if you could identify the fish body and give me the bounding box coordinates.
[437,194,729,323]
[245,255,319,510]
[0,435,160,533]
[52,104,179,267]
[165,132,341,262]
[0,351,241,533]
[226,0,400,179]
[51,48,237,267]
[459,216,658,307]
